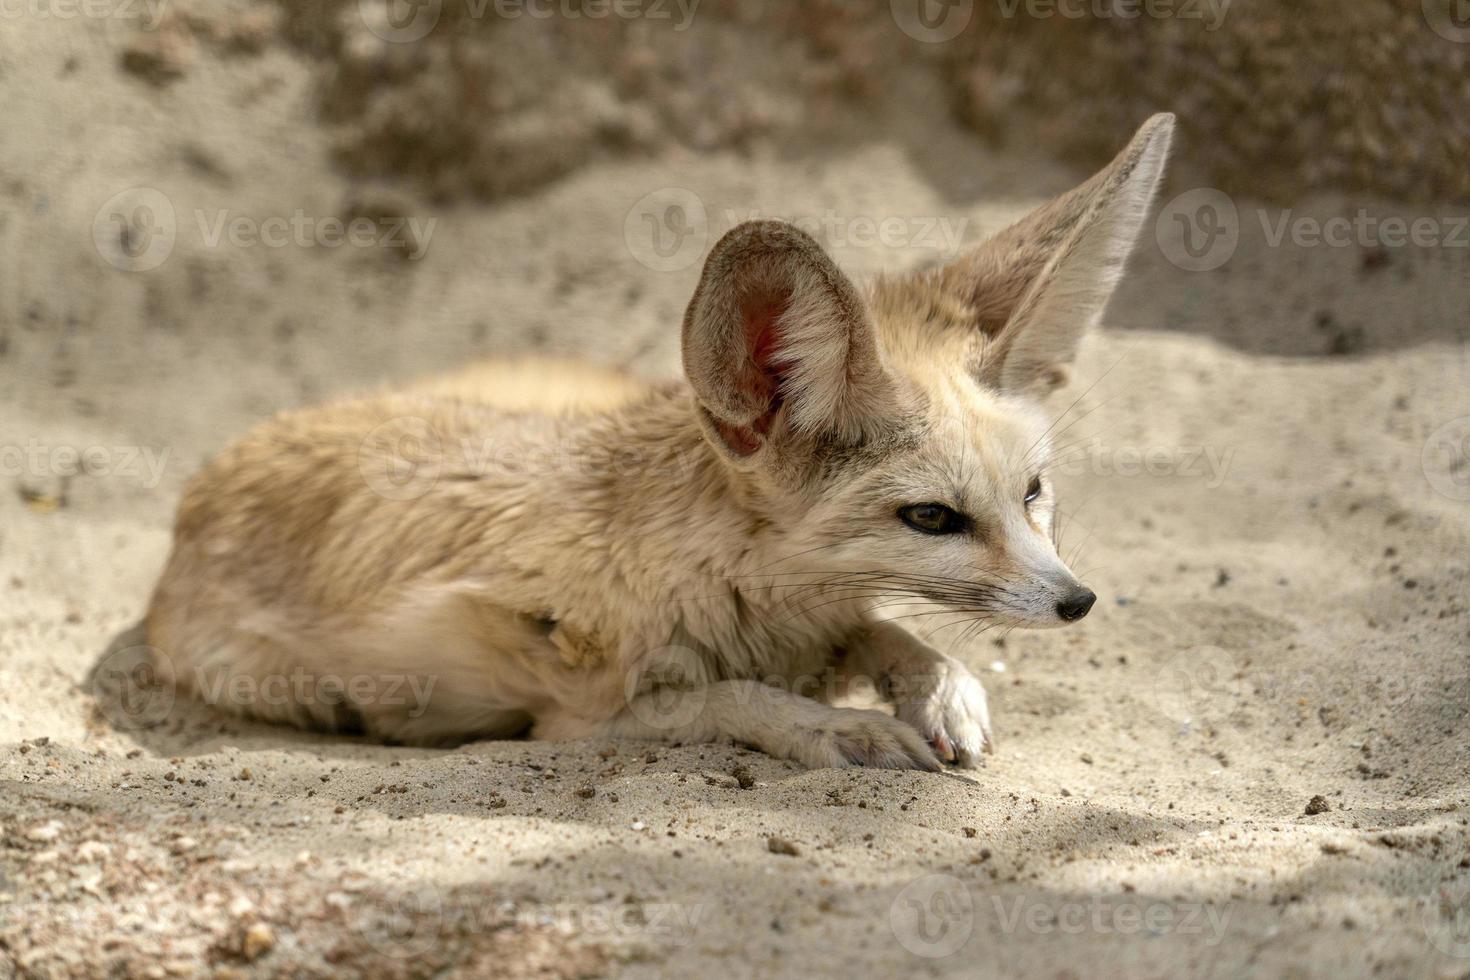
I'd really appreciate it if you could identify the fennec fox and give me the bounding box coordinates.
[146,115,1173,770]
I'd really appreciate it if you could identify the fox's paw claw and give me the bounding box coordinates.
[790,709,941,771]
[895,660,992,769]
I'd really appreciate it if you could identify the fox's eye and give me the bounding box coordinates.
[1024,476,1043,505]
[898,503,967,535]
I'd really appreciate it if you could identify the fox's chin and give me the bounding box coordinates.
[951,606,1078,631]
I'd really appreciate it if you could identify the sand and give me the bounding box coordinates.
[2,10,1469,980]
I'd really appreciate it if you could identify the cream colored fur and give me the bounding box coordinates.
[144,115,1175,769]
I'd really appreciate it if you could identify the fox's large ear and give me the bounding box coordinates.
[682,220,897,463]
[945,113,1174,395]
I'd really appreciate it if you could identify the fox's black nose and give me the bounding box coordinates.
[1056,590,1097,622]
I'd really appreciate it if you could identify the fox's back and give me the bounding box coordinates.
[406,358,651,415]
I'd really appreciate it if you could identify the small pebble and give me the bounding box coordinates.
[241,923,275,961]
[25,821,62,843]
[767,836,800,857]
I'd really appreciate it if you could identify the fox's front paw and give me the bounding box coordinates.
[790,708,941,771]
[893,658,992,768]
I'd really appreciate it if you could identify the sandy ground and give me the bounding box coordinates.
[3,12,1470,980]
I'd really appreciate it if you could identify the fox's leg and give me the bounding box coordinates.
[536,679,940,771]
[834,622,993,768]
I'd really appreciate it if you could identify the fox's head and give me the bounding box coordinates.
[680,114,1174,630]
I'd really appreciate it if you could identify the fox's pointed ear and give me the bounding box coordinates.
[945,113,1174,394]
[682,220,897,463]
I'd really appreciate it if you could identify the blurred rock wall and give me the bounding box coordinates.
[134,0,1469,203]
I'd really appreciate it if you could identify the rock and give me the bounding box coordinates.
[119,26,195,85]
[767,836,800,857]
[25,821,62,843]
[1304,795,1331,815]
[75,840,111,862]
[240,923,275,961]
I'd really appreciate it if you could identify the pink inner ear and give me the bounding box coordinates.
[747,302,786,376]
[743,298,789,402]
[711,297,788,458]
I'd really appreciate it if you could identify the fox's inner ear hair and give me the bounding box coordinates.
[946,113,1175,396]
[681,220,897,463]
